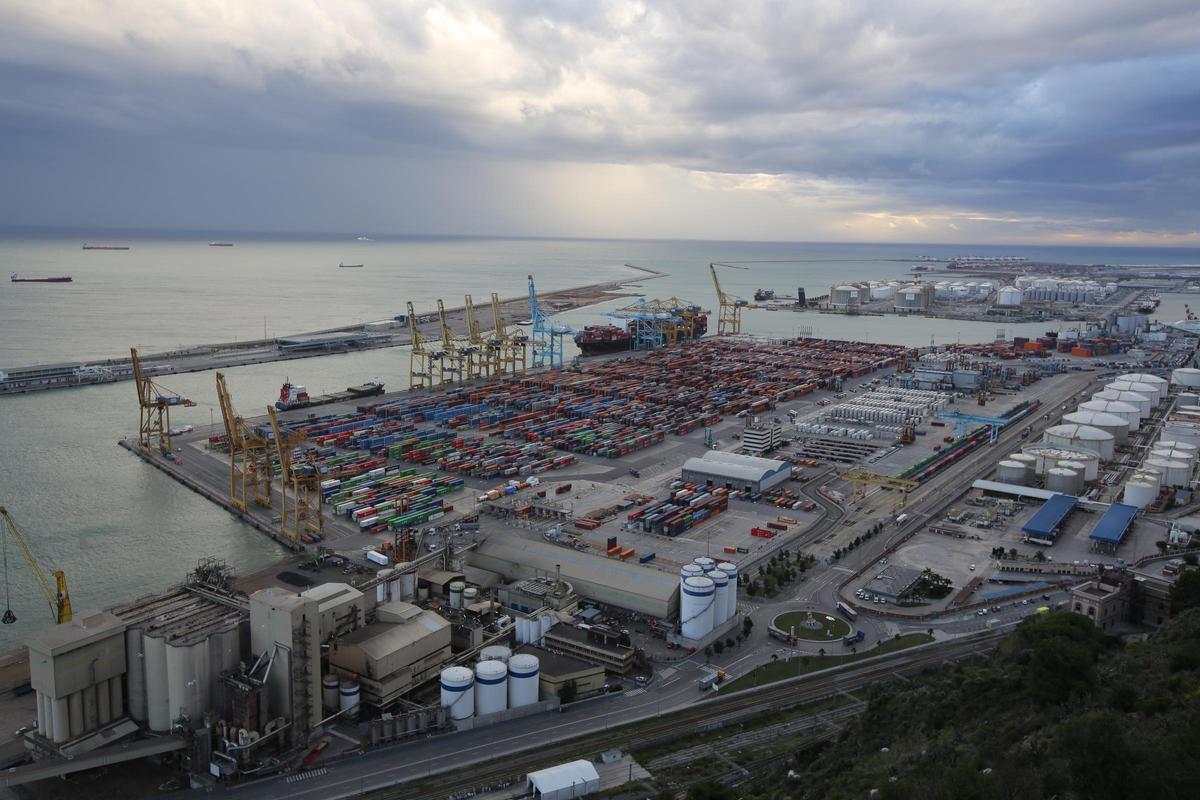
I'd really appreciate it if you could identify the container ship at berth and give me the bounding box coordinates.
[11,273,72,283]
[575,324,633,355]
[276,380,385,411]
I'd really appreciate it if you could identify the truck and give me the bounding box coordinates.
[365,550,389,566]
[894,513,909,525]
[842,629,865,646]
[697,670,727,691]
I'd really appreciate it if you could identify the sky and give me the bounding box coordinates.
[1,1,1198,244]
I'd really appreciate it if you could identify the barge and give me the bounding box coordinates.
[276,379,385,410]
[11,274,72,283]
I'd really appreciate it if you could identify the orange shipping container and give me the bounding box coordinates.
[1023,341,1043,352]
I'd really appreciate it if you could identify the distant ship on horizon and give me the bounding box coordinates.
[339,262,364,268]
[209,241,234,247]
[12,273,72,283]
[356,235,373,241]
[82,243,129,250]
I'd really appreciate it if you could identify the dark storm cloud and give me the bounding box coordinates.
[1,0,1198,239]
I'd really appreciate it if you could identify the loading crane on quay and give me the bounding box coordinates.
[462,295,489,381]
[214,372,273,512]
[130,347,195,454]
[266,407,323,548]
[1,505,71,625]
[435,299,465,384]
[709,263,754,336]
[407,301,434,390]
[528,274,572,369]
[492,291,528,376]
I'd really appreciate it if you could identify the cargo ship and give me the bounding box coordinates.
[82,243,129,250]
[754,289,775,302]
[11,273,72,283]
[575,324,633,355]
[339,262,364,268]
[276,379,385,410]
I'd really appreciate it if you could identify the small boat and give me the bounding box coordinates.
[209,242,234,247]
[356,235,373,241]
[339,262,364,268]
[82,243,129,250]
[11,273,72,283]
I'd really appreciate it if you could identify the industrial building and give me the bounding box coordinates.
[740,418,784,456]
[542,625,636,674]
[681,450,791,493]
[469,538,680,620]
[515,645,606,699]
[327,602,451,707]
[527,760,601,800]
[861,565,926,603]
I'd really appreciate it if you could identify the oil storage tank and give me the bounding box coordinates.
[1078,399,1140,431]
[1042,423,1115,461]
[1144,457,1190,487]
[440,666,475,720]
[1123,479,1158,508]
[1171,368,1200,388]
[508,653,540,708]
[996,286,1023,307]
[830,285,862,309]
[680,576,715,640]
[474,659,508,716]
[1107,381,1161,408]
[1092,389,1152,418]
[996,460,1032,485]
[1061,410,1129,444]
[1045,467,1082,495]
[1116,374,1168,403]
[894,284,933,312]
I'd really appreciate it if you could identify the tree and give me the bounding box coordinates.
[818,648,826,657]
[713,640,725,654]
[1184,553,1198,567]
[705,645,713,657]
[559,679,578,704]
[1169,570,1200,615]
[743,617,755,634]
[725,637,735,650]
[746,581,759,597]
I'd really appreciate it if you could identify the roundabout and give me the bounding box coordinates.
[772,609,852,641]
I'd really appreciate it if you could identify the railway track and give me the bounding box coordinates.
[359,633,1002,800]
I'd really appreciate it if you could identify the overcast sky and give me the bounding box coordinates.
[2,1,1198,244]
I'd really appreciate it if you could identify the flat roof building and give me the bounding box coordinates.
[515,645,605,700]
[327,602,450,707]
[862,565,926,603]
[681,450,790,493]
[542,625,635,674]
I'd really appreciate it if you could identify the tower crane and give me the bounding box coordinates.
[407,301,433,390]
[266,408,322,548]
[528,274,571,369]
[130,347,195,454]
[709,263,754,336]
[492,292,528,376]
[1,505,71,625]
[435,299,464,384]
[214,372,273,512]
[462,295,489,381]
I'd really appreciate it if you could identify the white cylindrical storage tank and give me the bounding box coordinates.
[375,568,393,603]
[1178,393,1200,408]
[680,563,703,583]
[1151,447,1196,468]
[479,645,513,663]
[1107,381,1161,407]
[1057,460,1090,484]
[1133,468,1162,494]
[1045,467,1082,495]
[474,659,508,716]
[1008,453,1039,471]
[322,675,340,714]
[708,570,731,625]
[125,628,147,723]
[1171,368,1200,388]
[1116,374,1168,402]
[996,460,1031,485]
[1061,411,1129,444]
[339,681,361,722]
[1092,389,1151,418]
[717,562,738,620]
[1123,480,1158,508]
[1078,399,1140,430]
[463,587,478,606]
[440,666,475,720]
[830,285,862,308]
[508,654,540,708]
[1042,423,1114,461]
[142,634,170,733]
[681,576,715,640]
[894,285,930,311]
[996,286,1023,307]
[1156,440,1199,460]
[693,557,716,574]
[448,581,465,609]
[1145,457,1189,487]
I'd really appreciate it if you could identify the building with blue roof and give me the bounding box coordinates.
[1021,494,1078,545]
[1088,503,1139,554]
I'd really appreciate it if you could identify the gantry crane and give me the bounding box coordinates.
[611,297,710,350]
[214,372,273,512]
[266,408,322,548]
[709,263,754,336]
[528,274,571,369]
[1,505,71,625]
[838,468,920,511]
[462,295,489,380]
[936,411,1010,444]
[130,347,195,454]
[435,299,464,384]
[492,292,528,376]
[407,301,434,390]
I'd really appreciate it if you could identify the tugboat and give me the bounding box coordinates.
[574,324,633,356]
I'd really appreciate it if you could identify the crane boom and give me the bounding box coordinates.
[1,506,71,624]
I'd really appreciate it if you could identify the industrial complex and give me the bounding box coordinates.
[3,263,1200,800]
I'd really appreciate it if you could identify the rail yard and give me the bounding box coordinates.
[4,266,1200,800]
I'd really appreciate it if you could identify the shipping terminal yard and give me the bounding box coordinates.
[5,265,1200,799]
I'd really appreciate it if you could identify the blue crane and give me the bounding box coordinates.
[528,274,572,369]
[936,410,1012,443]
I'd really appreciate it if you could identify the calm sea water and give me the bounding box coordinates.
[0,232,1197,649]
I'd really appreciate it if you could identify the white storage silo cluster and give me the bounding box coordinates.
[474,658,508,716]
[508,653,540,708]
[440,665,475,720]
[1020,444,1099,481]
[694,556,715,573]
[1012,276,1114,304]
[1042,423,1115,461]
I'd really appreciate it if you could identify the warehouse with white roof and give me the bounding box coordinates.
[681,450,791,493]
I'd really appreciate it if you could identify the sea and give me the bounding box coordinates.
[1,231,1198,650]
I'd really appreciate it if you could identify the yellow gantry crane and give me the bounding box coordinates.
[214,372,273,513]
[492,291,528,376]
[435,299,464,384]
[462,295,489,381]
[407,301,433,390]
[839,468,920,511]
[1,506,71,625]
[130,347,196,454]
[266,408,323,548]
[709,263,754,336]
